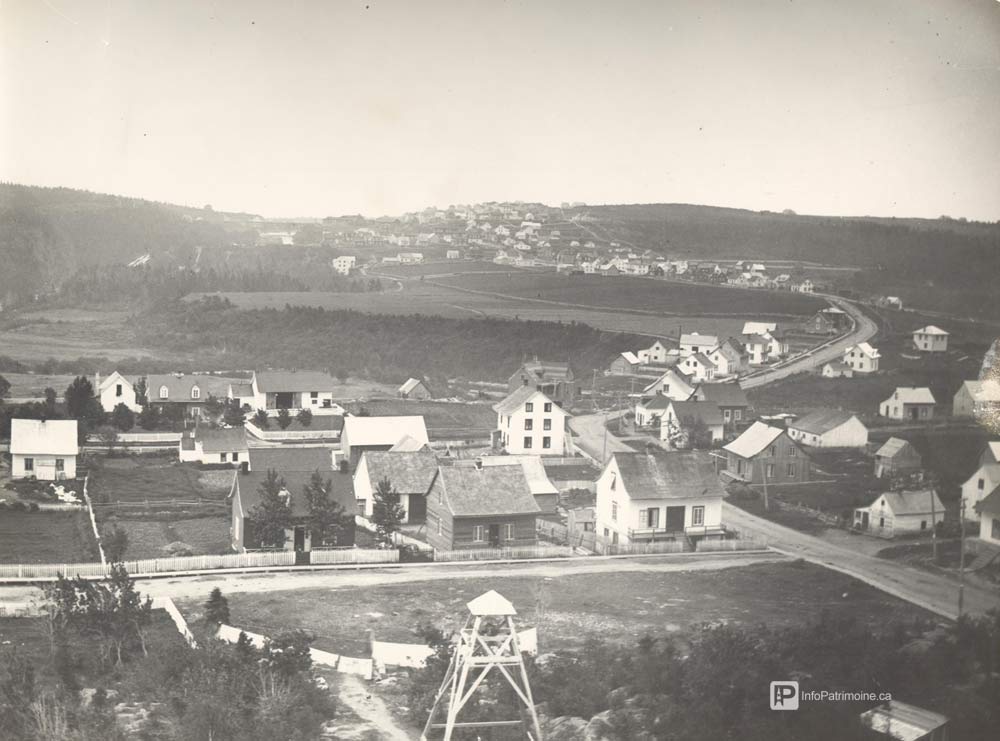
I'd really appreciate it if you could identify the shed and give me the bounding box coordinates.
[874,437,922,478]
[787,409,868,448]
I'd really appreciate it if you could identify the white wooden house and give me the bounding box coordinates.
[250,370,340,416]
[787,409,868,448]
[179,427,249,466]
[595,451,725,545]
[843,342,880,374]
[953,379,1000,418]
[661,400,724,444]
[879,387,936,421]
[353,449,438,522]
[854,489,944,537]
[10,419,79,480]
[912,326,949,353]
[95,371,140,413]
[961,463,1000,522]
[641,368,696,401]
[680,352,716,382]
[493,387,569,456]
[678,333,717,358]
[974,487,1000,546]
[636,340,670,365]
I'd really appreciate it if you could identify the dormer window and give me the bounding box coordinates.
[159,385,169,399]
[191,386,201,399]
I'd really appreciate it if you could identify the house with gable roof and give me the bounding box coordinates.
[707,337,749,377]
[146,373,232,419]
[341,416,430,468]
[507,359,576,406]
[722,421,810,485]
[661,400,724,445]
[641,367,697,401]
[853,489,944,536]
[678,332,717,358]
[843,342,880,374]
[353,448,439,522]
[692,382,751,430]
[478,455,560,513]
[94,371,140,413]
[398,377,432,400]
[787,409,868,448]
[953,379,1000,419]
[879,387,936,421]
[874,437,923,479]
[680,352,717,382]
[493,387,570,455]
[961,458,1000,523]
[249,370,341,415]
[10,419,79,480]
[595,451,726,545]
[425,465,540,550]
[179,427,249,466]
[975,486,1000,545]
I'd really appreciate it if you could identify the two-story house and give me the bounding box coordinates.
[843,342,880,374]
[493,387,569,455]
[595,451,726,545]
[680,353,717,383]
[678,333,718,358]
[352,448,439,523]
[146,373,232,419]
[913,326,949,353]
[641,368,697,401]
[722,421,810,485]
[691,382,750,431]
[506,359,576,406]
[95,371,140,413]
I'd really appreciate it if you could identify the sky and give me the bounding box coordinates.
[2,0,999,220]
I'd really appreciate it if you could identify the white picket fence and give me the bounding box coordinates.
[595,539,689,556]
[114,432,183,443]
[310,548,399,565]
[433,544,573,562]
[695,537,768,552]
[0,550,297,580]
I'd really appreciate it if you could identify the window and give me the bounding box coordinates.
[159,385,169,399]
[609,473,616,491]
[24,458,34,471]
[611,501,618,521]
[542,436,551,449]
[437,517,443,536]
[232,453,239,462]
[992,518,1000,540]
[692,506,704,526]
[473,525,485,542]
[524,419,533,431]
[356,498,367,513]
[55,459,64,472]
[544,402,552,412]
[191,386,201,399]
[786,463,796,477]
[543,418,552,431]
[311,391,318,400]
[604,528,610,537]
[920,520,927,530]
[723,409,731,422]
[789,445,796,456]
[523,436,532,449]
[525,402,534,413]
[734,409,742,421]
[768,445,776,456]
[116,383,123,397]
[220,453,227,463]
[979,478,985,490]
[504,523,514,541]
[766,463,775,478]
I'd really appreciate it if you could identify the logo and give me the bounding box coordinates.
[770,681,799,710]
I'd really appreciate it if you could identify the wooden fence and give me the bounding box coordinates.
[695,537,768,552]
[310,548,399,565]
[0,550,297,579]
[433,545,574,562]
[593,539,689,556]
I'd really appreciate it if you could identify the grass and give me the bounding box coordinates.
[88,456,234,504]
[374,260,532,277]
[0,510,99,563]
[346,399,497,438]
[96,514,232,559]
[206,560,933,657]
[0,308,157,362]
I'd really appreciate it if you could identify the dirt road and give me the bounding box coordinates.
[568,410,632,462]
[722,502,998,620]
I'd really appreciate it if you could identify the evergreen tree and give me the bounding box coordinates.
[223,399,246,427]
[253,409,269,429]
[372,477,405,546]
[111,402,135,432]
[203,587,230,625]
[276,406,292,430]
[295,408,313,427]
[103,525,128,563]
[304,470,348,546]
[137,403,159,430]
[246,470,292,548]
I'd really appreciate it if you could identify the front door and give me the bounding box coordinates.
[275,392,294,409]
[488,524,501,547]
[861,511,869,530]
[910,407,919,420]
[665,506,686,532]
[293,526,306,551]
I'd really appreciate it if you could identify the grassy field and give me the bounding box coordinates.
[0,510,99,563]
[205,560,933,657]
[374,260,534,277]
[0,309,158,362]
[0,372,78,400]
[88,456,234,504]
[345,399,496,438]
[96,514,232,559]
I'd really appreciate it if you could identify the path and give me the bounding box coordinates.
[333,674,415,741]
[569,410,632,462]
[722,502,999,620]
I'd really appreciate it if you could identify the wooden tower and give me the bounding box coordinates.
[421,590,543,741]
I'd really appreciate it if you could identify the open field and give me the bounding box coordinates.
[96,514,232,559]
[345,399,496,438]
[88,456,234,504]
[0,510,98,563]
[0,309,158,362]
[208,560,933,657]
[0,372,78,401]
[374,260,535,277]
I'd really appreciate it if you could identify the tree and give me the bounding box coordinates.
[276,406,292,430]
[335,368,349,384]
[296,408,313,427]
[223,399,246,427]
[304,470,348,547]
[253,409,269,429]
[137,403,159,430]
[103,525,128,563]
[43,387,57,414]
[64,376,104,442]
[0,374,9,402]
[133,376,147,406]
[372,477,405,546]
[246,470,292,548]
[95,424,119,454]
[110,403,135,432]
[203,587,230,626]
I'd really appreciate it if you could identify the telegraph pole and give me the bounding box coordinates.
[930,487,938,563]
[958,498,966,617]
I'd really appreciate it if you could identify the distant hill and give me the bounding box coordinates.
[0,184,252,306]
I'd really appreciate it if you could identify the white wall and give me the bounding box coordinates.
[978,510,1000,545]
[962,466,1000,522]
[98,375,139,413]
[12,453,77,480]
[498,395,567,455]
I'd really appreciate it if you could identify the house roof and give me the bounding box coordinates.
[690,352,716,369]
[722,422,786,459]
[342,416,429,448]
[964,463,1000,490]
[248,446,333,473]
[479,455,559,496]
[824,361,852,373]
[987,441,1000,463]
[962,379,1000,403]
[975,484,1000,515]
[96,371,133,393]
[869,489,945,517]
[253,370,336,392]
[642,368,695,396]
[493,386,559,415]
[740,333,769,347]
[611,451,724,500]
[620,351,640,364]
[467,590,517,616]
[885,387,936,405]
[848,341,880,358]
[360,449,439,494]
[434,465,540,517]
[741,321,776,335]
[235,468,357,519]
[229,382,254,399]
[696,382,749,408]
[146,374,233,402]
[667,400,724,427]
[398,378,425,394]
[390,434,428,452]
[789,409,863,436]
[195,426,248,453]
[638,395,672,411]
[517,360,572,381]
[875,437,918,459]
[10,419,79,456]
[859,701,948,741]
[679,333,717,347]
[914,325,949,336]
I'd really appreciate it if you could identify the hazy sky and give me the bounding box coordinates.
[3,0,999,219]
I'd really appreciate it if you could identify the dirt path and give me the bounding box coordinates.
[335,674,415,741]
[569,410,632,462]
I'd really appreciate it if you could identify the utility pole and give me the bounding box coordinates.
[930,487,938,563]
[958,498,966,618]
[761,456,770,512]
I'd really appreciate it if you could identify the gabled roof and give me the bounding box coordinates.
[986,441,1000,463]
[342,416,429,447]
[360,449,439,494]
[914,325,949,336]
[789,409,863,436]
[741,321,776,335]
[689,352,716,369]
[467,590,517,616]
[667,400,724,427]
[493,386,560,415]
[253,370,336,392]
[679,333,717,347]
[869,489,945,517]
[235,468,356,519]
[610,451,724,500]
[248,446,333,473]
[642,367,695,396]
[975,484,1000,515]
[823,361,852,373]
[885,387,936,405]
[620,351,640,364]
[722,422,786,459]
[10,419,79,456]
[964,463,1000,490]
[390,434,428,452]
[638,395,672,411]
[97,371,133,393]
[740,333,769,347]
[859,701,948,741]
[696,382,749,408]
[517,360,572,381]
[847,342,880,358]
[195,426,248,453]
[875,437,918,459]
[962,379,1000,403]
[147,374,232,402]
[434,465,540,517]
[398,377,426,394]
[479,455,559,496]
[229,382,254,399]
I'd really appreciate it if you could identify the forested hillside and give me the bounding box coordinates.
[138,297,641,383]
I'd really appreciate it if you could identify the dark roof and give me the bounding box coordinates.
[195,427,248,453]
[975,484,1000,515]
[362,449,439,494]
[253,370,336,392]
[611,451,725,500]
[696,382,748,407]
[639,395,672,411]
[790,409,862,435]
[517,360,572,381]
[248,446,333,472]
[434,465,540,517]
[235,469,357,518]
[668,400,724,427]
[146,374,234,402]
